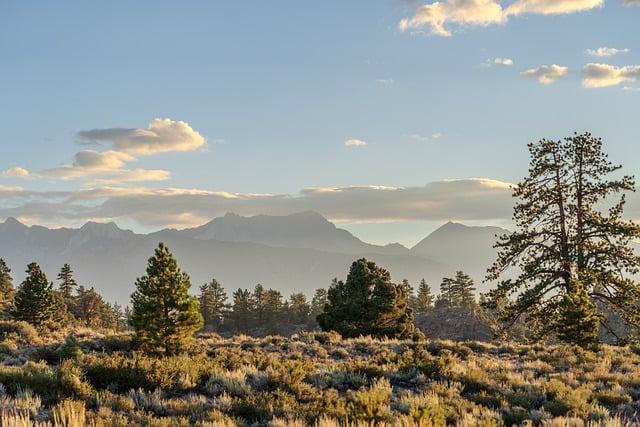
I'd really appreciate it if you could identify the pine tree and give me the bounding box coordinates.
[401,279,417,311]
[57,264,77,299]
[0,258,14,318]
[12,263,57,327]
[483,133,640,345]
[229,288,254,333]
[199,278,229,331]
[413,279,434,314]
[554,281,602,348]
[252,284,266,328]
[112,303,129,331]
[262,289,285,333]
[449,271,476,307]
[309,288,328,328]
[318,258,420,339]
[130,243,203,355]
[436,276,454,308]
[73,286,118,329]
[288,293,310,324]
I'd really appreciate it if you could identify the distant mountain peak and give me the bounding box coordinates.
[77,221,132,239]
[1,217,28,231]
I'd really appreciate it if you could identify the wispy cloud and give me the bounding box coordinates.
[399,0,603,37]
[409,133,442,143]
[1,167,31,179]
[521,64,569,84]
[582,63,640,88]
[344,139,368,147]
[586,47,630,57]
[375,78,395,85]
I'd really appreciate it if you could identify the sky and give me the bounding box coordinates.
[1,0,639,247]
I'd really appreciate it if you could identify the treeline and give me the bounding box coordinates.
[0,259,127,330]
[0,252,483,338]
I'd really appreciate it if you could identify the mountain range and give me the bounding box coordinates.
[0,212,508,304]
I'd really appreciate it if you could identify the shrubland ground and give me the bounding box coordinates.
[1,323,639,426]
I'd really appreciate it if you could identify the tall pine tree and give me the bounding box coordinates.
[414,279,434,314]
[57,264,77,299]
[130,243,203,355]
[318,258,420,339]
[229,288,254,333]
[199,278,229,331]
[12,263,57,327]
[483,133,640,345]
[0,258,14,319]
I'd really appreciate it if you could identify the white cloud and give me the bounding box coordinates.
[375,78,395,85]
[1,167,31,178]
[0,179,515,229]
[28,118,208,185]
[586,47,630,57]
[623,0,640,5]
[504,0,603,15]
[623,86,640,92]
[77,118,206,156]
[582,63,640,88]
[399,0,603,37]
[344,139,368,147]
[494,57,514,66]
[521,64,569,84]
[40,150,169,183]
[399,0,506,37]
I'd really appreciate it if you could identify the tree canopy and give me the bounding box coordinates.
[318,258,420,339]
[130,243,203,355]
[483,133,640,345]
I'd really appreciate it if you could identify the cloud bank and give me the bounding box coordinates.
[0,178,515,229]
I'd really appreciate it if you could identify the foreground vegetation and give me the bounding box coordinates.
[1,324,640,426]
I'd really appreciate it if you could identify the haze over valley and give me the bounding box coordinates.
[0,212,506,304]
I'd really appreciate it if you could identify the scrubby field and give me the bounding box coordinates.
[1,322,640,426]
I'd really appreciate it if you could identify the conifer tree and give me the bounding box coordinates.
[401,279,417,311]
[252,284,267,328]
[130,243,203,355]
[229,288,254,333]
[0,258,14,318]
[288,293,310,324]
[483,133,640,345]
[57,263,77,299]
[449,271,476,307]
[12,263,57,327]
[413,279,434,314]
[262,289,285,333]
[199,278,229,331]
[318,258,420,339]
[309,288,328,327]
[73,286,118,329]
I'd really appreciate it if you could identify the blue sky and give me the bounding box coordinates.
[1,0,639,246]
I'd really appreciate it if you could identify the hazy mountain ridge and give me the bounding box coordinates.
[0,213,504,304]
[411,221,508,279]
[177,211,410,255]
